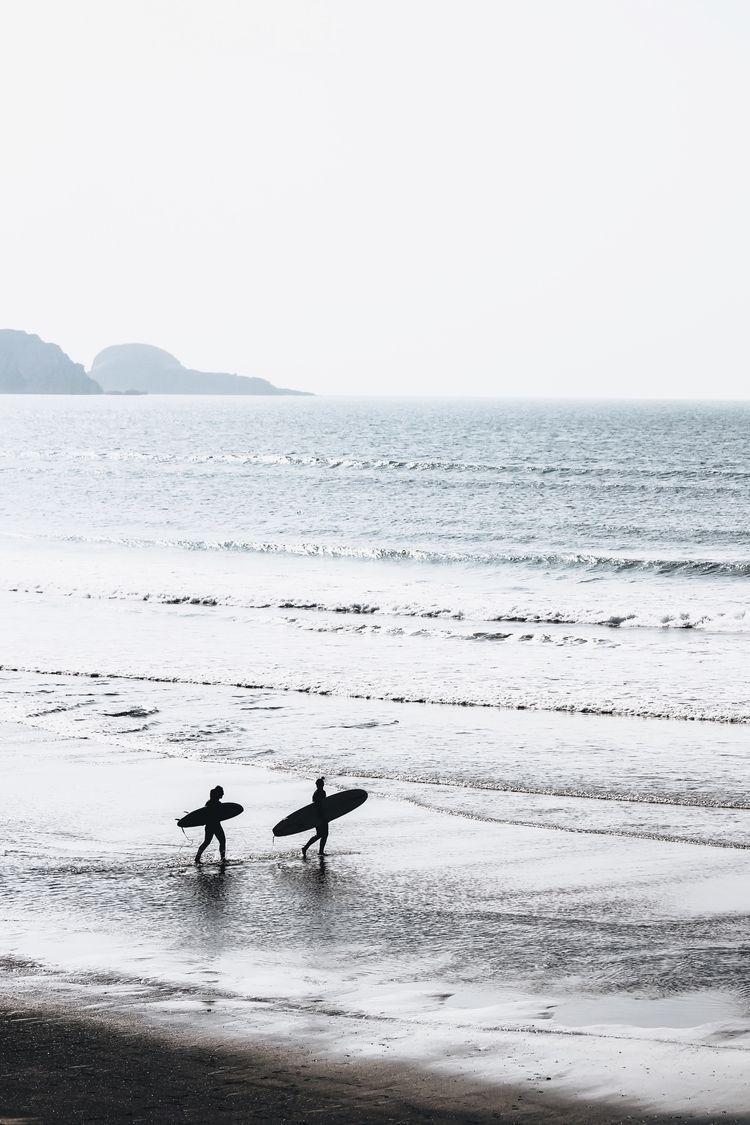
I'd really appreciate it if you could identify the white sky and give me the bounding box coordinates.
[2,0,749,396]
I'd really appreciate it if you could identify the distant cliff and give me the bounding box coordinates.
[0,330,101,394]
[89,343,310,395]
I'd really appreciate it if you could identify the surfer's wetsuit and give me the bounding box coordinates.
[302,780,328,857]
[195,788,226,864]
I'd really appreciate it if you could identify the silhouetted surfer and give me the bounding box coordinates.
[195,785,227,865]
[302,777,328,858]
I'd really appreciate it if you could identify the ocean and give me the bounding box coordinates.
[1,394,749,1115]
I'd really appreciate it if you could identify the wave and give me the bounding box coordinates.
[6,446,750,481]
[283,619,613,646]
[5,582,742,633]
[56,533,750,580]
[106,706,159,718]
[4,662,750,726]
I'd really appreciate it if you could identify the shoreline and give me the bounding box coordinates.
[5,1000,748,1125]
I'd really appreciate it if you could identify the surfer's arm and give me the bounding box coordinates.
[312,793,328,828]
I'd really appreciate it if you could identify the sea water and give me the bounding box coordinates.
[0,395,749,1112]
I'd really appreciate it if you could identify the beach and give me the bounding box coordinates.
[1,395,749,1121]
[3,1009,709,1125]
[0,1004,570,1125]
[5,1009,749,1125]
[0,700,748,1122]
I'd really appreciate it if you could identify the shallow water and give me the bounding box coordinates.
[1,708,748,1002]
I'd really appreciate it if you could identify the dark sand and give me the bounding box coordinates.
[2,1006,749,1125]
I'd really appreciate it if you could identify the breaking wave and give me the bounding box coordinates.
[5,582,741,632]
[3,663,750,726]
[7,445,750,483]
[283,619,614,646]
[57,533,750,579]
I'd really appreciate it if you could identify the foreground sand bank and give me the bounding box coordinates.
[4,1002,749,1125]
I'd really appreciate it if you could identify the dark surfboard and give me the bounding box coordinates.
[273,789,368,837]
[177,802,244,828]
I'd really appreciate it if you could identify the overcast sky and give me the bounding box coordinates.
[2,1,749,396]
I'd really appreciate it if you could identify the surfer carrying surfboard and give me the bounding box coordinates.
[194,785,227,865]
[301,777,328,858]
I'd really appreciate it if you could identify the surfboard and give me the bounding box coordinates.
[177,802,244,828]
[273,789,368,837]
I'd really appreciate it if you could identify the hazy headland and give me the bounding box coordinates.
[0,330,311,396]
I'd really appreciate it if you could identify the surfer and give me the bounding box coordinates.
[194,785,227,865]
[301,777,328,858]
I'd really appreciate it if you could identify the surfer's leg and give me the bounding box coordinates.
[302,831,319,857]
[195,828,214,864]
[318,825,329,856]
[216,824,226,861]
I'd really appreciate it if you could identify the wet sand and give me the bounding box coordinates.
[4,1003,749,1125]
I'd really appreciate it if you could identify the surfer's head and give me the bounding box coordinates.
[210,785,224,800]
[315,777,325,789]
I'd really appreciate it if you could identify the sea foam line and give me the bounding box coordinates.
[391,793,750,851]
[54,533,750,579]
[6,583,727,631]
[2,663,749,727]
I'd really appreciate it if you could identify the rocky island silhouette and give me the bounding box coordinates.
[0,331,311,395]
